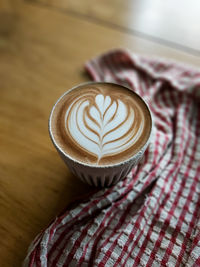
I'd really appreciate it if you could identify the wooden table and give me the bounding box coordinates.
[0,0,200,265]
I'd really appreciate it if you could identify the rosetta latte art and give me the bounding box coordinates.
[64,93,145,163]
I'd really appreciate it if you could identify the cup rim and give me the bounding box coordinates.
[49,81,152,168]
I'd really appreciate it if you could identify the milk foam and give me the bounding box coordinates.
[50,83,151,166]
[65,93,144,163]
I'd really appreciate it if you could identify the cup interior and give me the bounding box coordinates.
[49,82,152,169]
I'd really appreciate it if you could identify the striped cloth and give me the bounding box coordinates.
[24,49,200,267]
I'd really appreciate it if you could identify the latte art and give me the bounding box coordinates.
[50,83,151,166]
[65,94,144,163]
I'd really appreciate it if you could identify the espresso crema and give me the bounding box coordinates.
[50,83,152,166]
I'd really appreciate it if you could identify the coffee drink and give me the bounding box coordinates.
[49,82,152,166]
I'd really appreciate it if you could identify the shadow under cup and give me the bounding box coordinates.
[49,82,152,187]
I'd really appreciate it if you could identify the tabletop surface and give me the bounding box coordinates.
[0,0,200,265]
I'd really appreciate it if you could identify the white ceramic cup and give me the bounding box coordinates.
[49,82,152,187]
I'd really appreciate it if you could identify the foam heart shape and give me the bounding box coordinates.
[65,94,144,163]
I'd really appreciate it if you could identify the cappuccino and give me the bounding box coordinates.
[49,82,151,166]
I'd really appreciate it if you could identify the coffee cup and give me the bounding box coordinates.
[49,82,152,187]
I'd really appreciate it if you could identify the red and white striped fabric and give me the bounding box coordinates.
[24,49,200,267]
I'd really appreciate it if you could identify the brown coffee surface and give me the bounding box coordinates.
[50,83,152,166]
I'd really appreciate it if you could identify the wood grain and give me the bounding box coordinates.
[29,0,200,55]
[0,1,200,266]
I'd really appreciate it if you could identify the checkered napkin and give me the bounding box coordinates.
[24,49,200,266]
